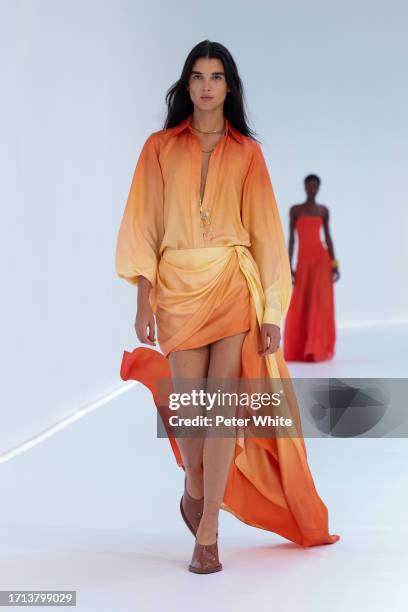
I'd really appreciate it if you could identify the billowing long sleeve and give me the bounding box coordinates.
[242,142,292,326]
[115,134,164,288]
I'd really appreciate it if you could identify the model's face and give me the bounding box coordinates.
[305,179,320,198]
[187,57,228,112]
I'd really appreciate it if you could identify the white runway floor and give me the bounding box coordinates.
[1,323,407,611]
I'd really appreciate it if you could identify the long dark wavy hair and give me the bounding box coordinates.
[163,40,260,143]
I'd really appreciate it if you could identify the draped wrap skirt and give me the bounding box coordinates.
[120,245,338,547]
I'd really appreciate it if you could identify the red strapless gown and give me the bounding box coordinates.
[283,216,336,361]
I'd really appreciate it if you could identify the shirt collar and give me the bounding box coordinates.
[169,113,244,144]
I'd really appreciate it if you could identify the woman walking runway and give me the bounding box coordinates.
[115,40,340,573]
[284,175,339,362]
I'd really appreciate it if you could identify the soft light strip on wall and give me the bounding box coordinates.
[0,380,138,465]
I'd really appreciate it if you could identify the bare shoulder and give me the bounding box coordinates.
[290,203,302,215]
[319,204,330,218]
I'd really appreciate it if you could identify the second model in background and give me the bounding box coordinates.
[283,174,340,362]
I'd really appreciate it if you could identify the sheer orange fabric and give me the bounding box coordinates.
[116,115,340,547]
[284,216,336,361]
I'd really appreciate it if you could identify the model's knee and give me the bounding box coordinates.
[183,449,203,474]
[185,461,203,477]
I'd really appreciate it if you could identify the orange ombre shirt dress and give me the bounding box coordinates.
[115,113,339,548]
[115,113,292,332]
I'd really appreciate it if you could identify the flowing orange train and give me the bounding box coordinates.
[120,243,340,548]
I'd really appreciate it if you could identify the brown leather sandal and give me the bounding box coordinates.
[180,476,204,537]
[188,534,223,574]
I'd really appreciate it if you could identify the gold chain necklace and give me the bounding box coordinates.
[193,125,224,241]
[191,121,225,135]
[199,148,215,241]
[199,193,215,240]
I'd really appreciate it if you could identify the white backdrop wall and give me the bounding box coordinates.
[1,0,407,454]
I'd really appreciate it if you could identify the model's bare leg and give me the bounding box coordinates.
[168,345,210,499]
[195,331,246,545]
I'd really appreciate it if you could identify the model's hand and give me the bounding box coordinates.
[259,323,281,356]
[135,301,156,346]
